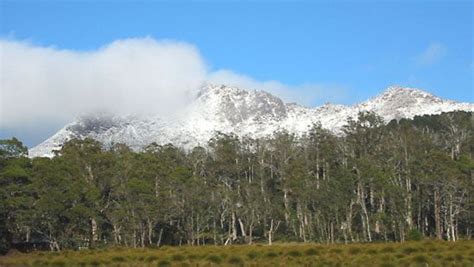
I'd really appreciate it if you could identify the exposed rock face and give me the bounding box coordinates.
[29,84,474,157]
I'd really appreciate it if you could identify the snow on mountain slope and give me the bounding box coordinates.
[29,84,474,157]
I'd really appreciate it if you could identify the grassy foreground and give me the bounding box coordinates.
[0,240,473,267]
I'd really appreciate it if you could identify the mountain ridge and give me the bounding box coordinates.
[29,84,474,157]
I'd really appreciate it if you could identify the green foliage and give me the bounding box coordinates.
[157,259,170,267]
[146,255,159,262]
[207,254,223,263]
[246,250,260,259]
[407,229,423,241]
[0,137,28,159]
[171,254,185,261]
[265,251,279,258]
[287,250,303,257]
[304,247,319,256]
[0,111,472,254]
[348,247,362,255]
[111,256,127,262]
[227,255,244,265]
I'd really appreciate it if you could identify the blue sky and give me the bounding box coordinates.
[0,1,473,147]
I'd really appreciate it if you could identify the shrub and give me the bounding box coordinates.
[401,246,418,254]
[366,248,378,255]
[305,248,319,256]
[227,256,244,265]
[407,229,423,241]
[381,246,395,253]
[51,260,66,267]
[32,259,49,266]
[454,253,464,261]
[187,254,198,260]
[89,259,101,266]
[111,256,127,262]
[77,261,88,267]
[348,247,362,255]
[444,255,455,261]
[171,254,185,261]
[246,251,260,259]
[412,254,429,263]
[157,259,171,267]
[287,250,303,257]
[207,254,223,264]
[265,251,278,258]
[220,253,228,259]
[146,255,159,262]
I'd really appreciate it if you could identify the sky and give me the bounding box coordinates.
[0,1,473,148]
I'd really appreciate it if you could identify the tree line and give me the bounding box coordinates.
[0,111,472,253]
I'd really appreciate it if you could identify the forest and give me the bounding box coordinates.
[0,111,472,254]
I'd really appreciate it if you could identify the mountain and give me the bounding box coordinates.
[29,84,474,157]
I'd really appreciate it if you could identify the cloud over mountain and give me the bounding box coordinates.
[1,38,207,127]
[1,37,347,129]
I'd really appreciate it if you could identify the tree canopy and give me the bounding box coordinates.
[0,111,472,253]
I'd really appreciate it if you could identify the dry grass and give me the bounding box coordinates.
[0,240,473,266]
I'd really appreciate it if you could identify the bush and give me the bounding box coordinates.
[227,256,244,265]
[454,253,464,261]
[111,256,127,262]
[402,246,419,254]
[265,251,278,258]
[32,259,49,266]
[171,254,185,261]
[305,248,319,256]
[146,255,159,262]
[88,259,101,266]
[157,259,171,267]
[51,260,66,267]
[379,262,396,267]
[220,253,228,259]
[207,254,223,264]
[366,249,378,255]
[187,254,198,260]
[348,247,362,255]
[407,229,423,241]
[287,250,302,257]
[412,254,429,263]
[380,246,395,253]
[246,251,260,259]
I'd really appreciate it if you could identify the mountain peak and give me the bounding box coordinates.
[354,86,467,122]
[364,86,444,108]
[380,85,438,99]
[195,83,287,125]
[29,84,474,158]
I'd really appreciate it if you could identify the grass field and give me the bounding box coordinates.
[0,240,473,266]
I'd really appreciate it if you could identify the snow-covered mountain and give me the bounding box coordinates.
[29,84,474,157]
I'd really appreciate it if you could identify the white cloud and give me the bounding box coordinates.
[416,42,447,66]
[0,37,348,129]
[0,38,207,127]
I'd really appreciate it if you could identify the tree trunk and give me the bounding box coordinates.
[238,218,247,239]
[156,228,164,247]
[434,188,442,240]
[90,217,98,248]
[268,219,281,245]
[147,219,153,246]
